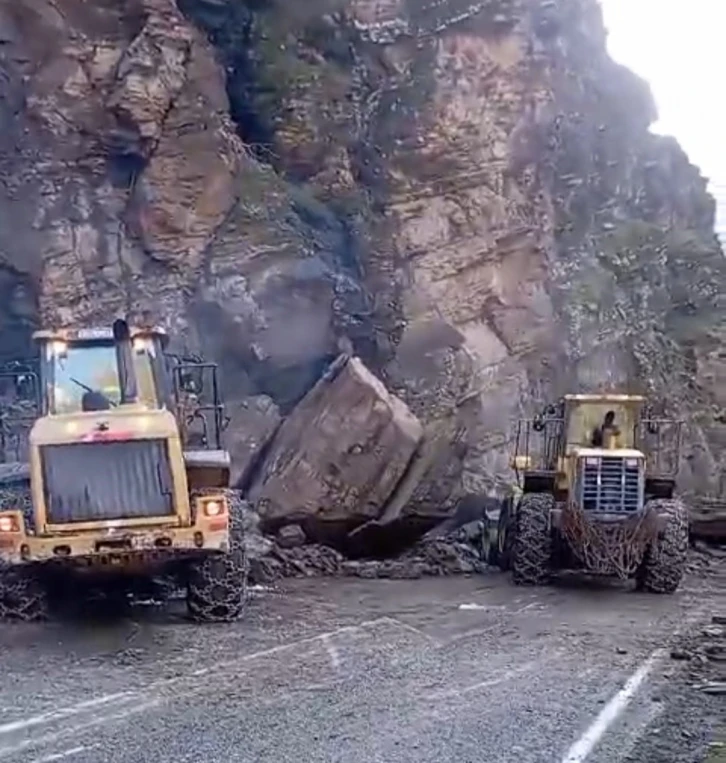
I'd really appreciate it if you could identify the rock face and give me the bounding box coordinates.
[0,0,724,522]
[248,354,423,538]
[225,395,281,489]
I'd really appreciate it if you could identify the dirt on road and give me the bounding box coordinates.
[0,553,723,763]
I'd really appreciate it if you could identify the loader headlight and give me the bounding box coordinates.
[204,501,222,517]
[625,458,640,468]
[197,497,227,518]
[49,340,68,357]
[585,457,600,466]
[0,514,20,533]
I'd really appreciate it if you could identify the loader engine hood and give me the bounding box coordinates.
[28,408,185,528]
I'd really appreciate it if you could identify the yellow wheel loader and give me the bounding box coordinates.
[484,394,689,593]
[0,319,247,622]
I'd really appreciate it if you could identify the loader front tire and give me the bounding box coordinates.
[636,498,689,594]
[511,493,554,586]
[186,490,248,623]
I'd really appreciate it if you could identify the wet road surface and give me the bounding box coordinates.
[0,565,723,763]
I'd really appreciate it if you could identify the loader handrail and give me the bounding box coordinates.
[166,354,229,450]
[634,418,683,480]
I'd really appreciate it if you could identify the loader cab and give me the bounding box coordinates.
[562,395,647,516]
[0,321,227,469]
[512,392,682,509]
[34,325,172,416]
[562,394,644,455]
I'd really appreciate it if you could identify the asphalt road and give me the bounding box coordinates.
[0,562,723,763]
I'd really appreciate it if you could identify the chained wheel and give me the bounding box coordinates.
[186,489,248,623]
[0,564,48,622]
[635,498,689,594]
[511,493,554,586]
[0,479,34,532]
[0,480,45,622]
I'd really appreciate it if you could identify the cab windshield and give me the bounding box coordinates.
[46,339,159,414]
[565,402,639,451]
[49,342,119,414]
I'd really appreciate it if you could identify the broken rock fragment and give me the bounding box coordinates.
[276,524,307,549]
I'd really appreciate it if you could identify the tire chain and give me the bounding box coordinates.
[0,482,47,621]
[512,493,553,585]
[0,565,48,622]
[561,502,658,579]
[186,488,249,623]
[0,480,34,531]
[636,498,689,594]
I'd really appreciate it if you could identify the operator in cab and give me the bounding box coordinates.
[80,388,113,412]
[591,410,622,449]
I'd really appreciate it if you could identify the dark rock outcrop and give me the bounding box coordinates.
[225,395,282,489]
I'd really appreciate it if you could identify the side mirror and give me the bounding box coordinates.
[14,375,35,401]
[112,318,131,342]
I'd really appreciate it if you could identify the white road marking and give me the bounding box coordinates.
[181,617,410,681]
[30,744,97,762]
[560,649,666,763]
[321,634,342,670]
[425,661,540,701]
[0,693,135,736]
[0,617,420,757]
[0,701,162,759]
[376,616,441,645]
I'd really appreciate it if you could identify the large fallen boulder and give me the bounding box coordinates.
[248,355,424,540]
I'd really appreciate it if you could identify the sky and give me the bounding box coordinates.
[599,0,726,242]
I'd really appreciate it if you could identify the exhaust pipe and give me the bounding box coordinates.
[112,318,138,404]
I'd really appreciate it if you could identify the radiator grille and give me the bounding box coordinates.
[580,456,643,514]
[42,439,174,524]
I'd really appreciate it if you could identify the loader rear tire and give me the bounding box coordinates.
[636,498,689,594]
[186,490,248,623]
[0,565,48,622]
[511,493,553,586]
